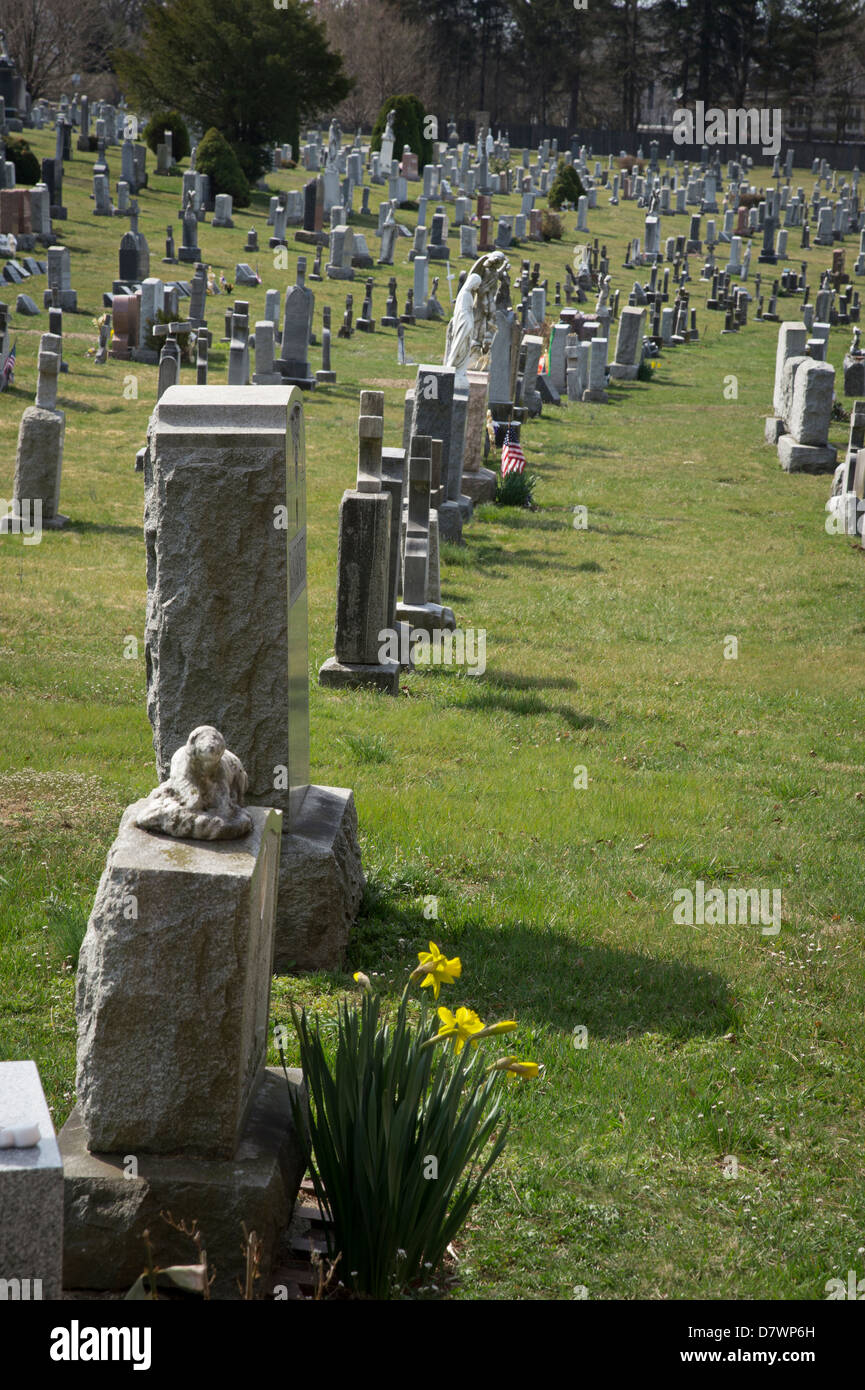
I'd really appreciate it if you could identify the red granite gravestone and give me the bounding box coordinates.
[110,294,140,360]
[0,189,32,235]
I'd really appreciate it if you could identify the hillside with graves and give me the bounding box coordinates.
[1,88,865,1314]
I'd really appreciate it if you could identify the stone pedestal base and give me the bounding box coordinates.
[843,354,865,396]
[274,372,316,390]
[60,1069,307,1300]
[461,467,497,503]
[489,402,525,423]
[395,601,456,633]
[582,387,609,403]
[274,786,365,973]
[315,369,337,383]
[609,362,639,380]
[437,499,463,543]
[0,1061,64,1300]
[318,656,400,694]
[456,493,473,521]
[0,510,69,533]
[326,266,355,280]
[765,416,785,443]
[826,493,860,534]
[178,248,200,263]
[778,438,837,473]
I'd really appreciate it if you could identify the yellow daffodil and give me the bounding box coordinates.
[488,1055,541,1081]
[473,1020,518,1040]
[353,971,372,992]
[410,941,461,1000]
[436,1006,485,1053]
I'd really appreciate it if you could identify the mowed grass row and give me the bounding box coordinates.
[1,130,863,1299]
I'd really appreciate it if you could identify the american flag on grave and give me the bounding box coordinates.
[1,341,16,389]
[500,426,526,477]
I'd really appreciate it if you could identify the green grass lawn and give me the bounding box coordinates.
[1,132,864,1300]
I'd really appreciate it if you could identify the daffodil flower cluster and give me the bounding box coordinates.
[358,941,539,1079]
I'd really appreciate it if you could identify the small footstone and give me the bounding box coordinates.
[318,656,400,694]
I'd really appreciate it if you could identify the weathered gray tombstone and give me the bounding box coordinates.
[275,283,316,389]
[1,332,67,533]
[381,445,407,633]
[135,276,164,363]
[60,764,303,1298]
[316,303,336,384]
[252,319,282,385]
[413,254,429,318]
[409,364,464,542]
[582,335,609,403]
[0,1061,64,1301]
[319,391,400,693]
[156,335,180,398]
[395,434,455,632]
[142,386,363,971]
[45,246,76,310]
[609,305,646,380]
[777,359,837,472]
[212,193,234,228]
[767,320,809,441]
[227,302,250,385]
[195,326,208,384]
[461,368,496,502]
[326,224,354,279]
[520,334,544,413]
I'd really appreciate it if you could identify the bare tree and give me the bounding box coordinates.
[318,0,434,128]
[0,0,104,99]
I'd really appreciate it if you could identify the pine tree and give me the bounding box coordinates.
[115,0,351,180]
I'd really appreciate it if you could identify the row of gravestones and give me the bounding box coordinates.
[5,135,852,1301]
[766,317,865,538]
[0,249,576,1297]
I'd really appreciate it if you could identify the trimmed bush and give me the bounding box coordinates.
[143,110,191,163]
[371,93,431,172]
[547,158,585,211]
[231,141,269,185]
[3,136,41,186]
[194,128,250,208]
[539,209,563,241]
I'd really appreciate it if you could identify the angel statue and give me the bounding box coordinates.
[443,251,509,390]
[594,274,611,315]
[326,118,341,170]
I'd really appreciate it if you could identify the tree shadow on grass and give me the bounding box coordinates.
[56,397,100,415]
[347,903,732,1042]
[64,520,143,538]
[447,681,607,731]
[482,668,583,694]
[505,548,604,574]
[479,510,574,532]
[461,920,731,1041]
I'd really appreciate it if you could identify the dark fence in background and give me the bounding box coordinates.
[458,119,865,172]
